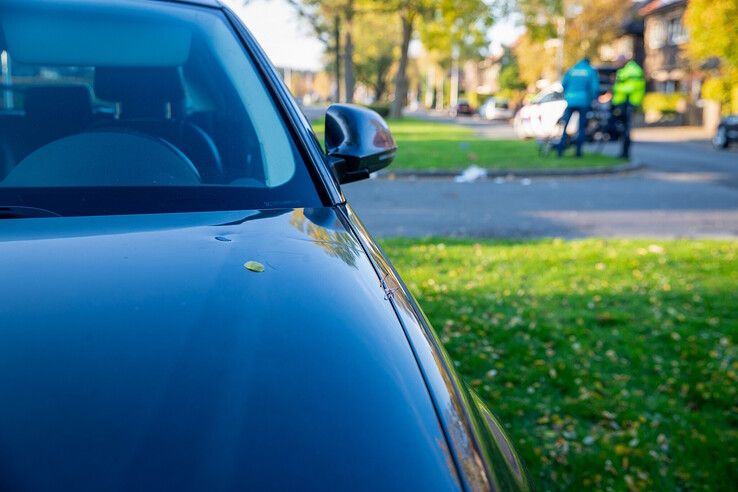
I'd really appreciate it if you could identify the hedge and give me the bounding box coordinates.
[642,92,686,114]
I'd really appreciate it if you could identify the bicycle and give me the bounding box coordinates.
[538,102,624,157]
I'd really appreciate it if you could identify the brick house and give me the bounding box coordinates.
[639,0,694,94]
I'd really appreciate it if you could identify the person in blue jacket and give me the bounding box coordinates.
[557,57,600,157]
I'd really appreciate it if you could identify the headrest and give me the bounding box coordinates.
[94,67,184,104]
[24,85,93,123]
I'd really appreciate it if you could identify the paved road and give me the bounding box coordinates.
[344,125,738,238]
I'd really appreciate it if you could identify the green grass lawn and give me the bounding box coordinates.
[312,118,623,171]
[382,238,737,491]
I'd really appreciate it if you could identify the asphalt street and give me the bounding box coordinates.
[343,121,738,238]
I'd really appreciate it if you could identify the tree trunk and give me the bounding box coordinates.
[390,14,413,118]
[373,56,392,102]
[374,73,387,102]
[343,1,355,103]
[334,15,342,103]
[343,35,354,103]
[436,75,444,110]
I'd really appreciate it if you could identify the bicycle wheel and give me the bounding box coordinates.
[588,130,608,155]
[537,138,551,157]
[584,114,607,155]
[541,119,567,157]
[538,135,558,157]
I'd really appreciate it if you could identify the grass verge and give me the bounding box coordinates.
[382,238,737,491]
[312,118,623,171]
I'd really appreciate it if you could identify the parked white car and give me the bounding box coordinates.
[513,84,575,139]
[478,97,514,121]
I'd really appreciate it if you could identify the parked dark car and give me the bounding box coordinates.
[713,115,738,149]
[0,0,530,490]
[451,99,475,117]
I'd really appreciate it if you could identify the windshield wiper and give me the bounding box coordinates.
[0,206,62,219]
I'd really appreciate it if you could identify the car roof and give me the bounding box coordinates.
[539,83,563,95]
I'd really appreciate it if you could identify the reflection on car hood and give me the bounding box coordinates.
[0,208,460,491]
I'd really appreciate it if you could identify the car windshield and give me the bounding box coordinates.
[533,90,562,104]
[0,0,322,217]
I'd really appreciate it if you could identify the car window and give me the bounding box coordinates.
[533,93,546,104]
[533,89,564,105]
[0,0,322,217]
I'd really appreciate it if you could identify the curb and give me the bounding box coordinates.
[376,161,646,180]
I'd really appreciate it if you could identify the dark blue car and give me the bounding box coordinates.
[713,115,738,150]
[0,1,530,490]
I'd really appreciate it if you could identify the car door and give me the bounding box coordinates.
[539,91,568,136]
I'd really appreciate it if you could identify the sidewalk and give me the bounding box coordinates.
[631,126,712,143]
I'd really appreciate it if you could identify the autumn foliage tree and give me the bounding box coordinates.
[379,0,493,117]
[368,0,436,118]
[514,0,628,85]
[513,31,556,87]
[352,12,400,102]
[685,0,738,71]
[684,0,738,111]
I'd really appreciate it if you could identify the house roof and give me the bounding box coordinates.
[639,0,687,17]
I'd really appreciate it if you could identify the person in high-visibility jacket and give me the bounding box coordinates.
[612,59,646,159]
[557,57,600,158]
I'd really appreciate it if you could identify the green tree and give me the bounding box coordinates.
[498,57,526,101]
[420,0,492,64]
[499,61,525,91]
[515,0,561,44]
[371,0,436,118]
[375,0,493,118]
[352,12,400,101]
[280,0,361,102]
[269,0,494,112]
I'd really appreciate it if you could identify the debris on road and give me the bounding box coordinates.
[454,165,488,183]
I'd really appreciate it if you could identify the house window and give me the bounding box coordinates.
[648,18,667,49]
[655,80,679,94]
[667,16,688,45]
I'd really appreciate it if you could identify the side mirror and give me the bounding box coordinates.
[324,104,397,184]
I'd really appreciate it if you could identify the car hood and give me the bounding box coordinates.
[0,208,460,491]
